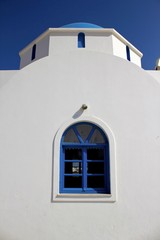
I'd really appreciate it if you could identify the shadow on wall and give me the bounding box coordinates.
[72,107,84,119]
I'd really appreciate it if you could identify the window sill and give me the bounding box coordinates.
[53,194,116,202]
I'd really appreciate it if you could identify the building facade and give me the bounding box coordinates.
[0,23,160,239]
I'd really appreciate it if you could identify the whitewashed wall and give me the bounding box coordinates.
[49,33,113,55]
[112,35,127,60]
[20,35,49,69]
[0,49,160,240]
[130,48,142,66]
[20,29,142,69]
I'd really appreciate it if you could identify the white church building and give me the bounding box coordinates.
[0,22,160,239]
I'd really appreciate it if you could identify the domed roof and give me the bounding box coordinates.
[60,22,103,29]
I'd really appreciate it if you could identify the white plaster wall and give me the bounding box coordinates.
[130,48,141,67]
[49,33,113,55]
[0,70,18,87]
[0,51,160,240]
[20,35,49,69]
[112,35,127,60]
[20,47,32,68]
[147,70,160,84]
[49,34,77,54]
[85,33,113,54]
[112,35,141,67]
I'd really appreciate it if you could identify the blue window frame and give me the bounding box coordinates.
[60,122,110,194]
[78,33,85,48]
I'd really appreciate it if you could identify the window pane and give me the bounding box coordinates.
[89,129,105,143]
[65,176,82,188]
[65,162,82,174]
[87,162,104,174]
[76,124,92,142]
[87,176,105,188]
[64,129,79,143]
[87,148,104,160]
[65,148,82,160]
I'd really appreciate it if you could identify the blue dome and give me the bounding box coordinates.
[60,22,103,29]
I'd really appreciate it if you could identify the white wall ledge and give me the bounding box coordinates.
[53,194,115,203]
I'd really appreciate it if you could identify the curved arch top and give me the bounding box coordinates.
[62,121,108,144]
[60,22,103,29]
[54,116,115,147]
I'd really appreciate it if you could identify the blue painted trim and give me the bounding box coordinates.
[61,188,107,194]
[64,160,82,162]
[60,147,65,190]
[104,142,111,194]
[64,174,82,176]
[86,126,95,142]
[73,126,83,143]
[83,148,87,190]
[62,143,106,147]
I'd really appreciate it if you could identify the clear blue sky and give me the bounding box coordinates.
[0,0,159,70]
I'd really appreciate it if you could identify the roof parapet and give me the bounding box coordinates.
[19,28,143,58]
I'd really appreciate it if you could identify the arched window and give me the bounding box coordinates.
[31,44,36,60]
[78,33,85,48]
[60,122,110,194]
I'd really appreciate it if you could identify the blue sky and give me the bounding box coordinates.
[0,0,159,70]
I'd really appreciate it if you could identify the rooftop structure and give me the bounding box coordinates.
[19,22,142,69]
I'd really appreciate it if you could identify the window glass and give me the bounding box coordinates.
[64,129,79,143]
[76,124,92,142]
[65,148,82,160]
[65,176,82,188]
[89,129,105,143]
[87,176,105,188]
[87,162,104,174]
[65,162,82,174]
[87,148,104,160]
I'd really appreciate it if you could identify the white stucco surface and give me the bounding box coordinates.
[19,28,142,69]
[0,30,160,239]
[130,48,142,67]
[147,70,160,84]
[112,35,127,60]
[0,71,18,87]
[20,35,49,69]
